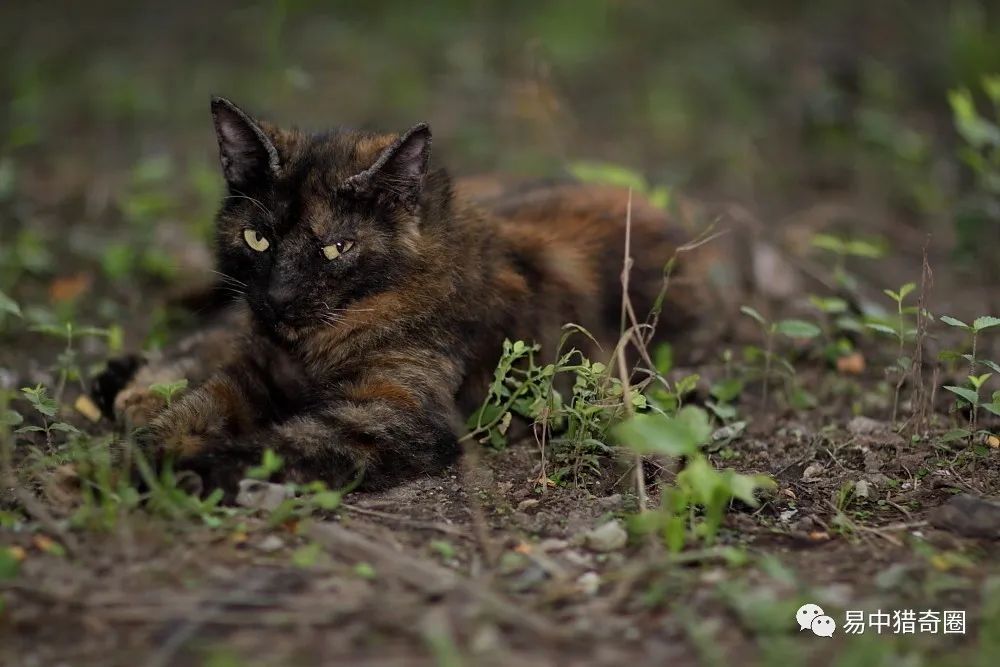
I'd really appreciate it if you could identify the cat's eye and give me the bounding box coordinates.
[243,228,270,252]
[322,240,355,260]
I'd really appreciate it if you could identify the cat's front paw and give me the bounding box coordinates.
[90,355,144,420]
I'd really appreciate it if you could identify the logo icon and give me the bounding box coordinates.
[796,603,837,637]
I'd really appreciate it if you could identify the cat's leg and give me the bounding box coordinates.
[145,353,463,496]
[91,307,249,431]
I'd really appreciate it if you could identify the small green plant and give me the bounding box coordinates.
[865,282,925,423]
[246,447,285,480]
[30,321,117,403]
[14,384,80,446]
[949,76,1000,264]
[739,306,820,408]
[464,333,645,484]
[939,315,1000,436]
[0,289,21,329]
[568,161,670,209]
[811,233,886,291]
[149,378,188,407]
[613,406,774,550]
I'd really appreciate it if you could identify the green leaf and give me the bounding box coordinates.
[865,323,898,337]
[981,403,1000,417]
[897,282,917,301]
[810,234,847,254]
[774,320,821,339]
[291,542,322,568]
[568,161,649,193]
[969,373,993,390]
[0,548,21,581]
[48,422,81,434]
[973,316,1000,332]
[980,360,1000,374]
[944,385,979,406]
[939,315,969,329]
[710,378,744,403]
[675,374,700,397]
[612,407,711,457]
[940,428,972,443]
[740,306,767,326]
[0,290,21,319]
[1,409,23,428]
[725,470,776,508]
[654,343,674,376]
[808,295,848,314]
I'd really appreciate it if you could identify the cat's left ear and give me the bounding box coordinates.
[344,123,431,210]
[210,97,281,192]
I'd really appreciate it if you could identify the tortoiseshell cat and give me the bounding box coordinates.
[92,97,716,495]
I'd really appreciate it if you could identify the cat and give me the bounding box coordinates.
[91,97,718,496]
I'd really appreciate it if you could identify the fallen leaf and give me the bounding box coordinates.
[74,394,102,423]
[837,352,866,375]
[513,542,533,555]
[32,535,65,556]
[988,435,999,449]
[808,530,831,542]
[8,546,26,562]
[781,488,797,500]
[48,273,92,302]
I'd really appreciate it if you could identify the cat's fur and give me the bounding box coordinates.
[92,97,716,495]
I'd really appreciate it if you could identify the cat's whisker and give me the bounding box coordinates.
[209,269,248,287]
[225,192,274,220]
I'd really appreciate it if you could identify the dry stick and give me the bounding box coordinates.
[616,192,647,512]
[307,521,570,642]
[910,238,934,435]
[339,504,470,539]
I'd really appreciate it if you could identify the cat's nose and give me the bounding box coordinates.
[266,285,295,317]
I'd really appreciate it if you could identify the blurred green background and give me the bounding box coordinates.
[1,0,999,307]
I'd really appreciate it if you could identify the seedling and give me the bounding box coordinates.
[0,289,20,329]
[613,405,774,550]
[14,385,80,447]
[811,233,886,291]
[149,379,189,407]
[939,315,1000,435]
[865,282,925,424]
[30,321,117,403]
[740,306,820,408]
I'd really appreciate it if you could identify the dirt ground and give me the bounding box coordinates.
[2,2,1000,666]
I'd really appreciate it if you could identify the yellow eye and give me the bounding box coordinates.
[322,240,355,260]
[243,228,270,252]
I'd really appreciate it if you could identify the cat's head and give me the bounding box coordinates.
[208,97,444,342]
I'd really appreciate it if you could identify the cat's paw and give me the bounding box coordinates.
[90,355,144,420]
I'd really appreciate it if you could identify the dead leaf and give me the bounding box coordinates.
[74,394,102,423]
[837,352,866,375]
[32,534,65,556]
[988,435,999,449]
[48,273,92,302]
[808,530,831,542]
[513,542,533,555]
[8,546,26,562]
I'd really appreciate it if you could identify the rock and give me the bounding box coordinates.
[576,571,601,596]
[517,498,540,512]
[236,479,291,512]
[595,493,624,510]
[584,520,628,552]
[257,535,286,553]
[848,416,890,436]
[929,494,1000,539]
[801,463,825,481]
[538,538,570,553]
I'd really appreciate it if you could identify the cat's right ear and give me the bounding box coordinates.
[210,97,281,191]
